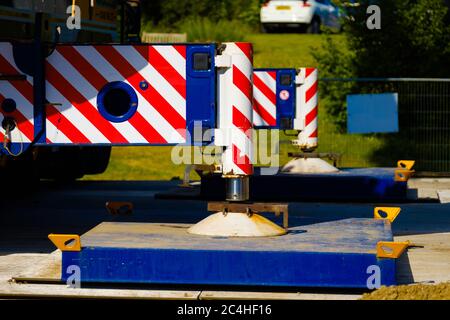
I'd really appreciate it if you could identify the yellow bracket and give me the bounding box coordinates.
[48,234,81,252]
[397,160,415,170]
[376,241,410,258]
[395,160,415,182]
[106,202,133,215]
[395,169,414,182]
[374,207,401,223]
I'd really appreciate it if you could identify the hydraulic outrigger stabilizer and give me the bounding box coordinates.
[38,41,412,288]
[195,67,416,203]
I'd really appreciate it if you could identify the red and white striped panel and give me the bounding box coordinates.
[298,67,318,148]
[0,42,34,144]
[221,42,253,176]
[253,70,276,127]
[45,45,187,144]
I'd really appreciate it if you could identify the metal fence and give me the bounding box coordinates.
[317,78,450,174]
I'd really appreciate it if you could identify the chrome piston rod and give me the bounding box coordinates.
[225,176,250,202]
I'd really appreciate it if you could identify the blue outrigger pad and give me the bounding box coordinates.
[201,167,408,202]
[61,219,396,288]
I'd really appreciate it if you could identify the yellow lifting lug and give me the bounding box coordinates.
[397,160,415,170]
[395,169,414,182]
[48,234,81,252]
[376,241,410,259]
[374,207,401,223]
[395,160,415,182]
[106,202,133,215]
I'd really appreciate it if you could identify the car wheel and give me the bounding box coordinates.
[307,17,321,34]
[261,24,272,33]
[260,24,268,33]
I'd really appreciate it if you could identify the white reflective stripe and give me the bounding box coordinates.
[113,46,186,119]
[0,81,34,123]
[153,45,186,79]
[231,127,252,156]
[253,86,276,118]
[0,43,34,86]
[74,46,184,143]
[0,113,31,143]
[252,108,268,127]
[46,119,71,144]
[48,50,148,143]
[46,81,110,143]
[0,43,34,141]
[255,71,276,92]
[0,43,18,69]
[137,97,185,143]
[232,88,252,120]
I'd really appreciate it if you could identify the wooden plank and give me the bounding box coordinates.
[199,291,360,301]
[0,283,200,300]
[141,32,187,43]
[13,250,61,280]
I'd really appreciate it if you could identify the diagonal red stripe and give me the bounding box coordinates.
[232,106,252,139]
[253,72,276,105]
[234,43,253,63]
[309,128,318,138]
[94,46,186,136]
[46,104,90,143]
[128,111,167,144]
[305,68,315,78]
[305,106,318,127]
[45,63,128,143]
[148,46,186,99]
[305,80,318,104]
[268,71,277,81]
[0,55,34,104]
[173,45,186,59]
[253,98,276,127]
[0,55,35,141]
[58,46,163,143]
[0,51,22,75]
[232,144,252,175]
[233,65,252,103]
[57,46,109,90]
[0,93,34,141]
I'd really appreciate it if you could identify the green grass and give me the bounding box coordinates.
[248,33,334,68]
[84,33,383,181]
[83,146,184,181]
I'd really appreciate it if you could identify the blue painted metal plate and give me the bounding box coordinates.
[61,218,396,288]
[201,167,408,202]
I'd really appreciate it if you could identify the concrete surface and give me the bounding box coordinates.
[408,178,450,201]
[438,190,450,203]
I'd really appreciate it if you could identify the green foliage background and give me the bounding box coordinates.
[314,0,450,131]
[142,0,263,31]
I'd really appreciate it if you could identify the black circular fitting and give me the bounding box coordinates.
[97,81,138,123]
[2,117,16,131]
[1,98,17,113]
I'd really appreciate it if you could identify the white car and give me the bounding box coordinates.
[260,0,342,33]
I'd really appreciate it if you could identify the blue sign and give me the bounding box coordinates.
[347,93,399,134]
